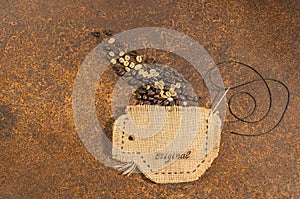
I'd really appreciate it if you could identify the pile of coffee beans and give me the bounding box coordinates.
[133,83,179,106]
[104,37,201,107]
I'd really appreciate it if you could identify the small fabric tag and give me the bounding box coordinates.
[112,105,221,183]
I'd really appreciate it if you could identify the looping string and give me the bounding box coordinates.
[207,60,290,136]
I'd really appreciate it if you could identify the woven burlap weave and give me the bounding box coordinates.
[112,105,221,183]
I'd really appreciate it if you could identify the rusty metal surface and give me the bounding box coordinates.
[0,0,299,198]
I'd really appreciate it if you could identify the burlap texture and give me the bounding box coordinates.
[112,105,221,183]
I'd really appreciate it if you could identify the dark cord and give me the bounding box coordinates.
[208,60,290,136]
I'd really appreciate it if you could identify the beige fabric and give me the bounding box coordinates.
[112,105,221,183]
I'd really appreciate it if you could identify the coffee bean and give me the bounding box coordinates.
[173,71,180,77]
[167,77,176,84]
[138,89,147,94]
[169,101,175,106]
[162,100,169,106]
[147,90,155,96]
[154,88,161,94]
[108,38,115,44]
[164,86,170,91]
[154,94,160,99]
[179,95,186,100]
[135,74,143,80]
[144,101,151,105]
[186,95,194,101]
[141,85,147,90]
[123,71,132,77]
[118,70,126,76]
[141,78,149,83]
[129,51,138,56]
[104,46,111,51]
[148,97,154,101]
[182,78,188,83]
[103,29,113,36]
[164,71,171,77]
[176,89,183,95]
[151,77,159,81]
[113,66,125,76]
[128,79,138,85]
[130,69,137,76]
[110,58,117,64]
[136,55,143,63]
[145,57,156,64]
[91,31,101,37]
[153,99,158,104]
[109,50,117,57]
[193,96,200,101]
[143,95,148,100]
[136,93,142,100]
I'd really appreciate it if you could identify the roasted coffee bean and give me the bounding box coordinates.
[147,90,155,96]
[164,84,170,91]
[182,78,188,83]
[144,101,151,105]
[154,66,161,72]
[193,96,200,101]
[104,45,111,51]
[176,89,183,95]
[136,93,142,100]
[123,71,131,77]
[113,66,126,76]
[164,71,171,77]
[103,29,113,36]
[181,83,186,89]
[182,90,189,96]
[154,88,161,94]
[138,88,147,94]
[131,69,137,76]
[178,95,186,100]
[128,78,138,85]
[173,71,180,77]
[145,57,156,64]
[186,95,194,101]
[141,84,147,90]
[118,70,126,76]
[169,101,175,106]
[153,99,158,104]
[162,100,170,106]
[148,97,154,101]
[156,99,163,104]
[91,31,101,37]
[154,94,160,99]
[139,101,144,105]
[115,41,122,47]
[135,74,143,80]
[129,51,138,56]
[142,78,149,83]
[166,77,175,84]
[142,94,148,100]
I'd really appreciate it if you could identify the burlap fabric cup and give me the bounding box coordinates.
[112,105,221,183]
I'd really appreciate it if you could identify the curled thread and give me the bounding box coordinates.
[206,60,290,136]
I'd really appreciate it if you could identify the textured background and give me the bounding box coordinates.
[0,0,299,198]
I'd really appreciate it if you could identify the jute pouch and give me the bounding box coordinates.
[112,105,221,183]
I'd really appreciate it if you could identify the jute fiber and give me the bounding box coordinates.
[112,105,221,183]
